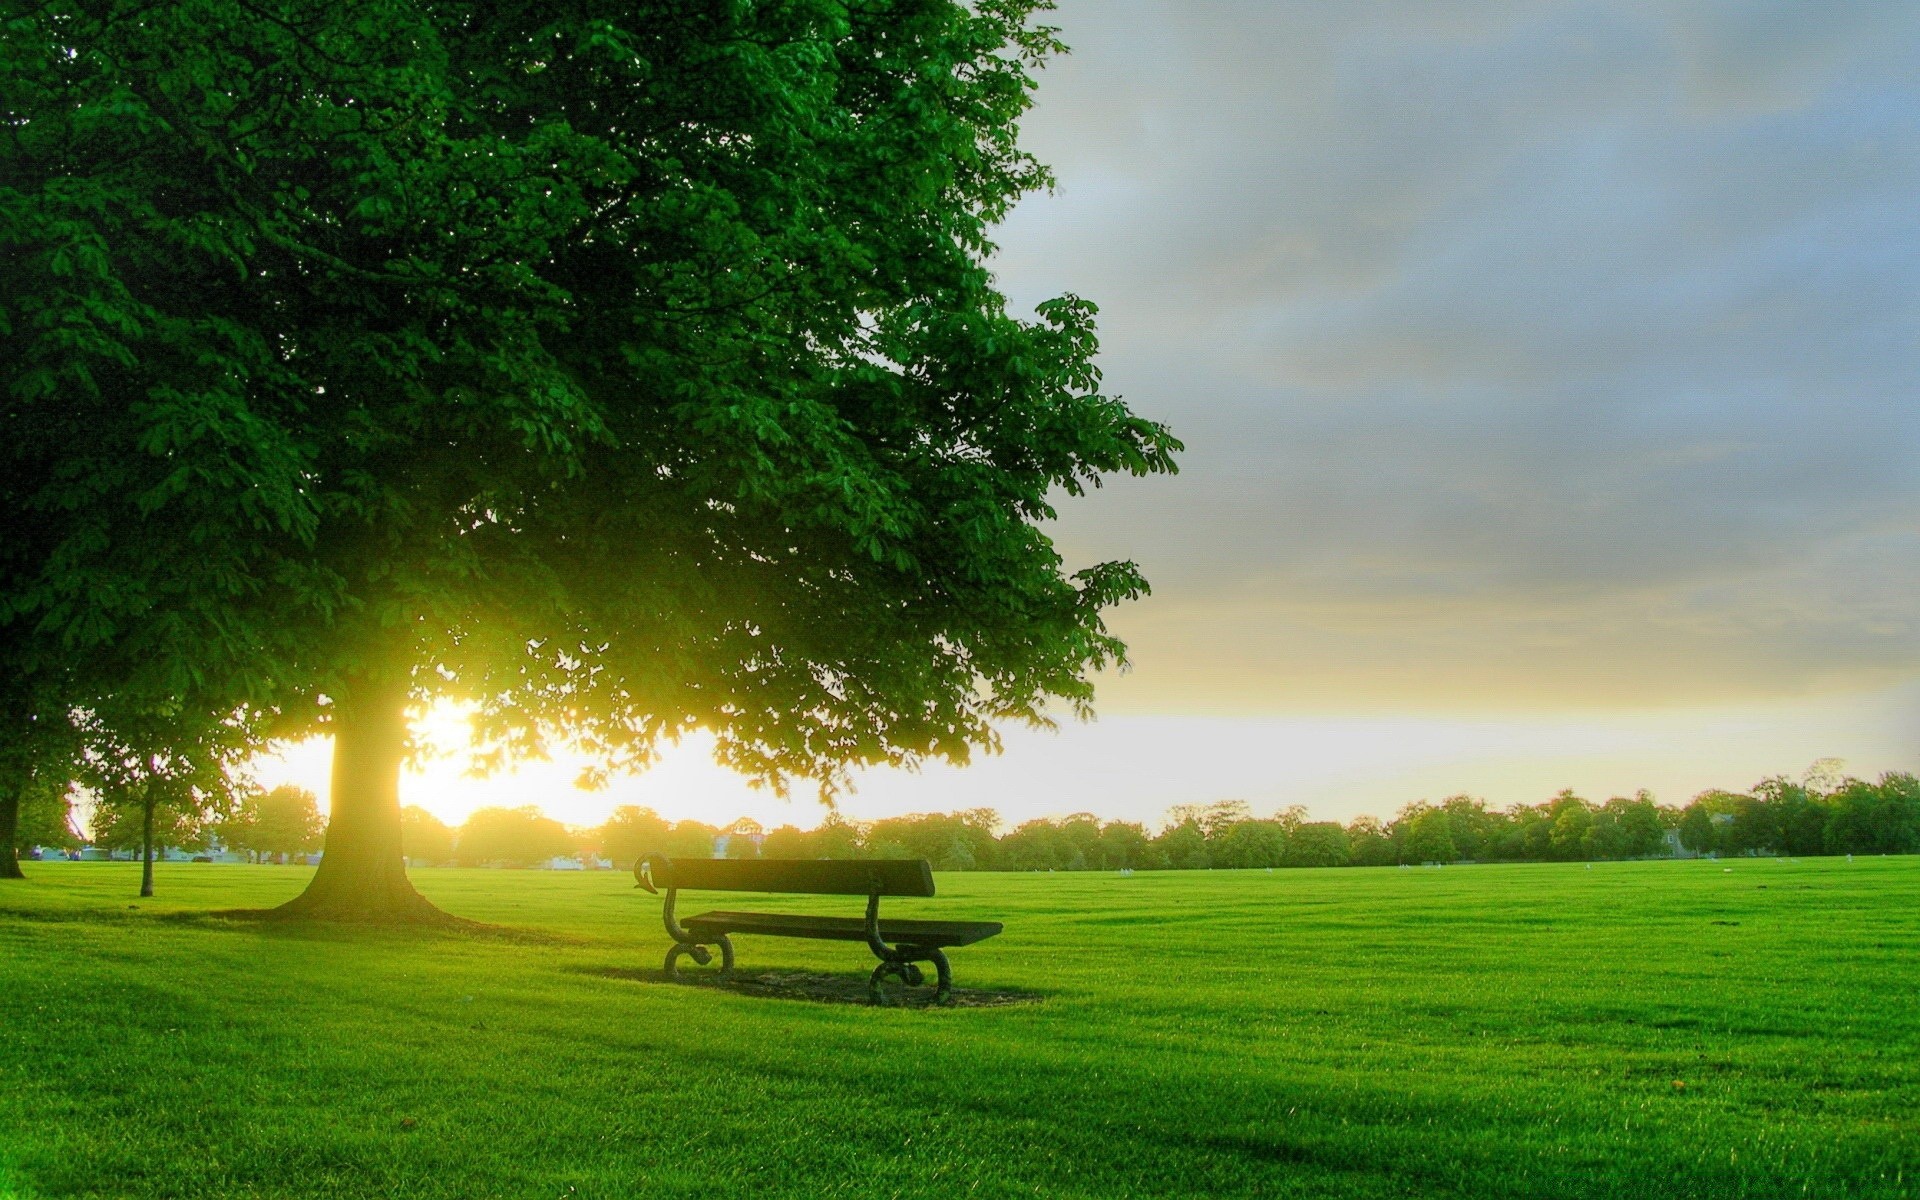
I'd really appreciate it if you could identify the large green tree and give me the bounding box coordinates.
[3,1,1178,919]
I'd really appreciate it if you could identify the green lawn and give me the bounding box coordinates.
[2,858,1915,1199]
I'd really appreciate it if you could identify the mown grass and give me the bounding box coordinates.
[1,857,1915,1198]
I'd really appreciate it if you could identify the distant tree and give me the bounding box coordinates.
[1154,821,1210,871]
[1803,758,1847,795]
[1601,791,1670,859]
[1210,819,1287,869]
[1402,808,1459,864]
[456,807,576,867]
[1435,796,1495,860]
[1282,822,1351,868]
[1753,777,1827,857]
[999,819,1075,870]
[865,810,999,871]
[221,786,325,861]
[1168,801,1254,843]
[1346,816,1397,867]
[1719,793,1776,857]
[810,815,866,860]
[11,769,79,857]
[759,825,815,860]
[723,827,762,860]
[663,822,720,861]
[1055,813,1106,869]
[399,807,456,867]
[1883,773,1920,853]
[73,703,249,896]
[1677,799,1718,856]
[87,792,206,862]
[1516,805,1555,860]
[1546,792,1593,861]
[1824,774,1920,856]
[596,806,673,869]
[1098,821,1154,870]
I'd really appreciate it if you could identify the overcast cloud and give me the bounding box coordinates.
[996,0,1920,711]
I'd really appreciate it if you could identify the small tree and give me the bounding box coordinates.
[1677,800,1719,856]
[596,806,674,870]
[760,825,816,859]
[399,807,455,867]
[1210,819,1288,869]
[1282,822,1351,868]
[662,822,722,861]
[1546,791,1593,861]
[456,808,577,867]
[1097,821,1153,870]
[11,769,80,860]
[1402,808,1459,865]
[221,786,325,862]
[810,815,866,860]
[1346,816,1397,867]
[1154,821,1210,871]
[73,704,249,896]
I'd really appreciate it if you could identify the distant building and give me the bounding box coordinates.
[713,818,766,858]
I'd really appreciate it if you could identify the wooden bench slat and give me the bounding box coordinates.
[681,909,1004,948]
[642,857,935,897]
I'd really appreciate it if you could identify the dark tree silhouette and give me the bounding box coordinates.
[2,1,1179,919]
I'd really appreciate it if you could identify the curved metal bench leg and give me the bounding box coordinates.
[665,935,734,980]
[868,948,951,1005]
[869,960,908,1005]
[927,948,953,1006]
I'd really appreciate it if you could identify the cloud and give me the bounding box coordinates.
[995,0,1920,711]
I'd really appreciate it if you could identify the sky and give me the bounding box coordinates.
[264,1,1918,834]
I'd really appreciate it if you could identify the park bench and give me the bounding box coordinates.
[635,857,1002,1005]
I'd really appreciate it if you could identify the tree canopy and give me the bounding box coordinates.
[2,1,1179,914]
[219,785,326,860]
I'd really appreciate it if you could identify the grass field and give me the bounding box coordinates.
[2,858,1916,1199]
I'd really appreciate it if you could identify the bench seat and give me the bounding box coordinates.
[681,909,1004,948]
[636,856,1002,1004]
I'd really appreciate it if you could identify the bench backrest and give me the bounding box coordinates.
[637,856,936,897]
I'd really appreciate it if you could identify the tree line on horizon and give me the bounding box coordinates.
[404,763,1920,870]
[21,762,1914,875]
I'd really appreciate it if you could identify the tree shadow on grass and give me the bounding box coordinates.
[0,902,577,946]
[204,907,581,945]
[573,964,1044,1009]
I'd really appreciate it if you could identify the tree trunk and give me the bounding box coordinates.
[273,670,445,921]
[140,793,155,897]
[0,782,23,881]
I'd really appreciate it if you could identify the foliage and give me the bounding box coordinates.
[1282,822,1350,868]
[0,0,1183,917]
[1209,818,1289,869]
[70,701,253,886]
[1400,807,1459,865]
[584,760,1914,875]
[219,786,325,860]
[399,806,456,867]
[86,794,206,856]
[595,806,673,869]
[11,771,79,852]
[455,807,577,867]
